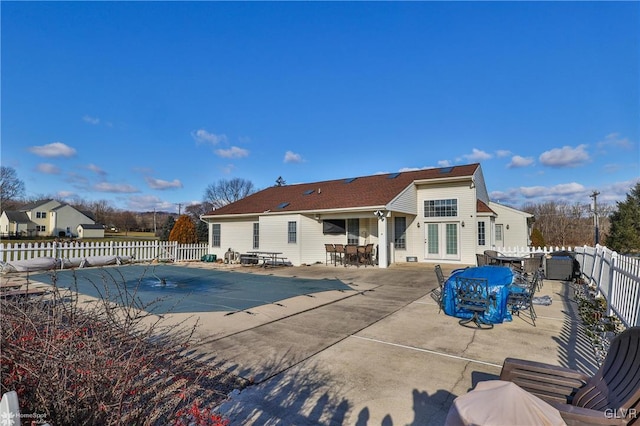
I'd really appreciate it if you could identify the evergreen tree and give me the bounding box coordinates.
[169,215,198,244]
[530,228,545,248]
[606,183,640,254]
[196,220,208,243]
[159,216,176,240]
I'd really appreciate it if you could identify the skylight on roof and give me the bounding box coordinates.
[276,202,290,209]
[303,189,315,195]
[439,167,454,174]
[344,177,357,183]
[387,172,401,179]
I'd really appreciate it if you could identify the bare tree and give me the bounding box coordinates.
[0,166,26,210]
[203,178,256,209]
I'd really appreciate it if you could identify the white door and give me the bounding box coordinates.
[424,222,460,261]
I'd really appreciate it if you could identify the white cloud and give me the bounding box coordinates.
[94,182,139,193]
[125,195,175,211]
[437,160,453,167]
[83,115,100,125]
[220,164,235,174]
[520,182,586,198]
[597,133,633,150]
[496,150,512,158]
[28,142,76,158]
[36,163,61,174]
[86,163,107,176]
[539,144,590,168]
[192,129,227,145]
[215,146,249,158]
[463,148,492,162]
[284,151,303,163]
[145,176,183,190]
[507,155,534,168]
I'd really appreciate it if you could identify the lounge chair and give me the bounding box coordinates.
[500,326,640,425]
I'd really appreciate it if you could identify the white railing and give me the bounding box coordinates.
[574,245,640,329]
[494,245,640,328]
[0,241,209,264]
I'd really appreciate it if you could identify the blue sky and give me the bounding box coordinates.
[2,1,638,213]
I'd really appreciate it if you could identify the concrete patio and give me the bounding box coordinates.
[176,262,599,425]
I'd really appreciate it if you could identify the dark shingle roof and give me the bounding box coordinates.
[3,211,31,223]
[206,164,479,216]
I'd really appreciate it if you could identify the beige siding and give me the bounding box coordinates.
[489,202,532,248]
[52,205,95,237]
[473,167,490,204]
[388,185,418,215]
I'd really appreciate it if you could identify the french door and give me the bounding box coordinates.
[424,222,460,260]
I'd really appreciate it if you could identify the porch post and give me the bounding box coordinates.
[377,217,388,268]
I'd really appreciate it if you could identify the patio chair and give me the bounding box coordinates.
[432,264,446,313]
[344,244,359,267]
[484,250,502,265]
[507,270,540,326]
[333,244,344,266]
[363,244,375,266]
[324,243,336,265]
[476,253,488,266]
[500,326,640,425]
[454,276,494,329]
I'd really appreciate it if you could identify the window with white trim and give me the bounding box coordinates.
[478,221,486,246]
[253,223,259,249]
[424,199,457,217]
[212,224,221,247]
[394,217,407,249]
[287,221,297,243]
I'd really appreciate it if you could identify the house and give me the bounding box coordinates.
[200,163,533,268]
[0,199,100,238]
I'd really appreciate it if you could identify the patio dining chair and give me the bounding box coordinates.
[484,250,502,265]
[344,244,359,267]
[476,253,488,266]
[432,264,446,313]
[507,270,540,326]
[333,244,344,266]
[454,276,494,329]
[324,244,336,265]
[499,326,640,425]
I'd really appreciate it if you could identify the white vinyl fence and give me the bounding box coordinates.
[0,241,209,264]
[573,245,640,329]
[496,245,640,328]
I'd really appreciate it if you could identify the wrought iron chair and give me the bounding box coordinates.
[432,265,446,313]
[476,253,488,266]
[454,276,494,329]
[507,270,540,326]
[500,326,640,425]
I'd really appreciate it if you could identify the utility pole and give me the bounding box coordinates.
[177,203,182,215]
[590,190,600,245]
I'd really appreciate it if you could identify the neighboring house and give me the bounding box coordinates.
[77,223,105,239]
[200,163,533,268]
[0,199,100,238]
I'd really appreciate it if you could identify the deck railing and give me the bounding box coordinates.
[0,241,209,264]
[495,245,640,328]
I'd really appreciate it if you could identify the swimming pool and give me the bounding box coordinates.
[30,264,353,314]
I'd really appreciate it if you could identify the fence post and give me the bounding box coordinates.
[607,251,617,317]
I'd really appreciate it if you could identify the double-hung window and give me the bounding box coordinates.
[287,221,297,243]
[212,224,221,247]
[253,223,260,249]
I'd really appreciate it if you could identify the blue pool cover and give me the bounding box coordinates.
[30,264,353,314]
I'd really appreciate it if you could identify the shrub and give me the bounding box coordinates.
[1,271,246,425]
[169,215,198,244]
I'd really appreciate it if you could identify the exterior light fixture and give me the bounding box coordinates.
[461,221,465,227]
